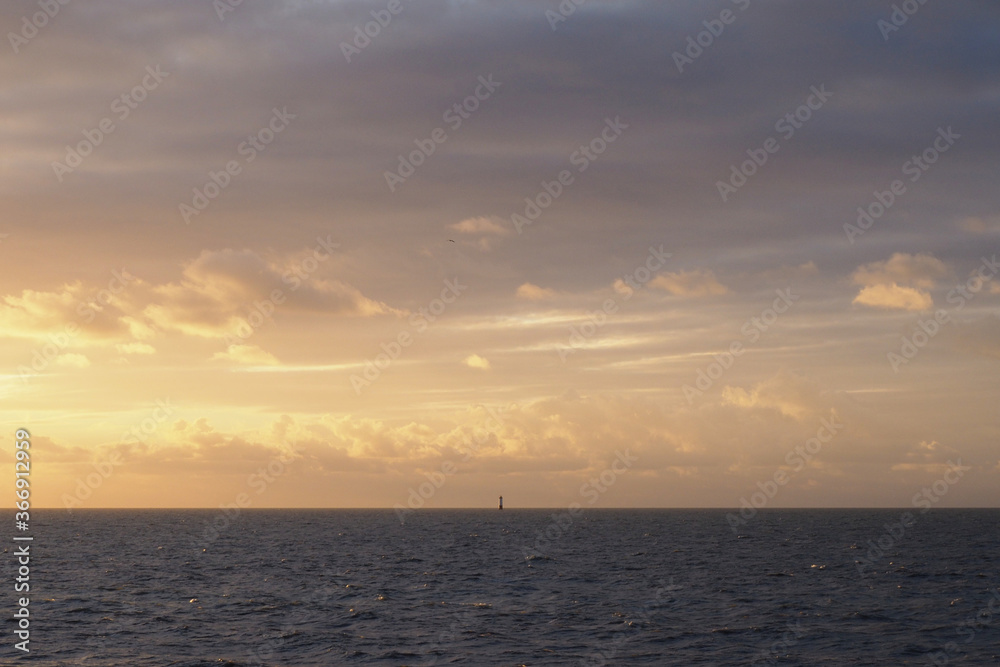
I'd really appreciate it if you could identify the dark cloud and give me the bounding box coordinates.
[3,1,996,290]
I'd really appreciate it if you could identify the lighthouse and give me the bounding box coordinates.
[498,495,503,510]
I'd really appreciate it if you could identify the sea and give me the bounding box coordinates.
[6,509,999,665]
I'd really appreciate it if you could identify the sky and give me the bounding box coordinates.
[2,0,999,509]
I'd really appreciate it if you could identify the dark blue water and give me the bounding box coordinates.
[5,509,999,665]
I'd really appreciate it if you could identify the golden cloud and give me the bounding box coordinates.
[463,354,491,370]
[212,344,280,366]
[957,216,1000,234]
[852,252,948,289]
[144,249,401,339]
[116,342,156,355]
[449,216,510,236]
[721,370,826,420]
[0,249,401,352]
[0,281,135,343]
[853,283,932,311]
[53,353,90,368]
[515,282,557,301]
[649,270,727,297]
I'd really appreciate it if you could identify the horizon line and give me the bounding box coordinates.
[14,506,1000,511]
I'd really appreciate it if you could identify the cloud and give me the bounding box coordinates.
[463,354,491,370]
[31,377,976,508]
[0,282,135,343]
[144,249,402,338]
[450,216,509,236]
[116,342,155,355]
[0,248,403,348]
[721,370,827,421]
[447,217,511,251]
[957,216,1000,234]
[852,253,948,290]
[0,286,80,335]
[212,344,280,366]
[515,283,557,301]
[853,283,933,311]
[850,253,947,311]
[889,439,963,473]
[649,270,727,297]
[54,353,90,368]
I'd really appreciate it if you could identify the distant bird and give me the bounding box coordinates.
[448,239,455,243]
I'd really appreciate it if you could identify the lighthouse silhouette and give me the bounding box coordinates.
[498,495,503,510]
